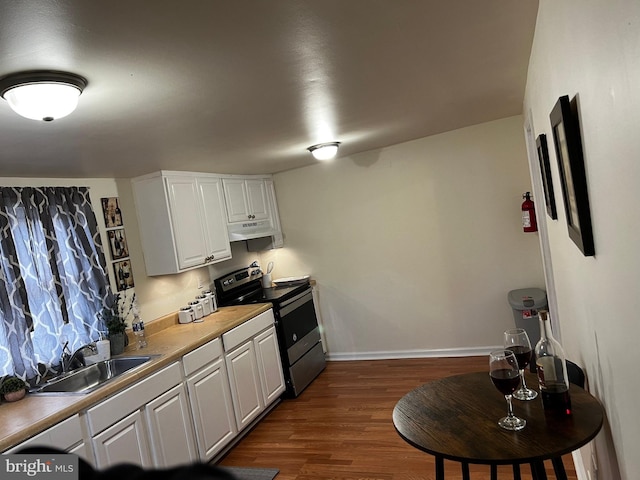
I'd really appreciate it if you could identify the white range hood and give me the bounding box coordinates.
[227,218,279,242]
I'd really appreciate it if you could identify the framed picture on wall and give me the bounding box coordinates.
[101,197,123,228]
[536,134,557,220]
[549,95,595,256]
[107,228,130,260]
[113,259,134,291]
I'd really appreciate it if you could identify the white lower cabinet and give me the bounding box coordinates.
[92,410,152,468]
[145,383,198,467]
[254,326,286,406]
[185,358,237,460]
[225,340,264,430]
[86,362,192,469]
[183,337,237,461]
[223,309,285,431]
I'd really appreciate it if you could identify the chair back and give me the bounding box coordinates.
[566,360,585,388]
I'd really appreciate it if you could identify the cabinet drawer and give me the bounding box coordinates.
[222,309,274,352]
[86,362,182,435]
[182,338,223,376]
[4,414,84,453]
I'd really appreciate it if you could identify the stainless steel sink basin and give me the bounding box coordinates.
[30,355,157,395]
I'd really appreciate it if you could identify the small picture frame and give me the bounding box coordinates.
[549,95,595,256]
[536,134,557,220]
[107,228,130,260]
[101,197,123,228]
[113,259,135,291]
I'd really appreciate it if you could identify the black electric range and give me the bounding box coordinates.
[214,266,326,397]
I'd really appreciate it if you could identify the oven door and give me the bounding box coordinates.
[278,288,321,365]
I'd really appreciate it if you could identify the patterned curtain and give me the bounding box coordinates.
[0,187,111,380]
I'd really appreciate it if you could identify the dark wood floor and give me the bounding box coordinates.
[217,357,577,480]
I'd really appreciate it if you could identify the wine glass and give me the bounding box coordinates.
[504,328,538,401]
[489,349,526,431]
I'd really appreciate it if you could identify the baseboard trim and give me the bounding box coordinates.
[326,346,502,361]
[572,450,590,480]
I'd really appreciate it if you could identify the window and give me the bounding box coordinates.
[0,187,111,381]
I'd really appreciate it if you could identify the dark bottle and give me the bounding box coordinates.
[535,310,572,415]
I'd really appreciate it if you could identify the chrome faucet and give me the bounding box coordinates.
[61,342,98,373]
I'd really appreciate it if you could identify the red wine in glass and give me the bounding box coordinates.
[490,368,521,395]
[508,345,532,370]
[504,329,538,401]
[489,350,526,431]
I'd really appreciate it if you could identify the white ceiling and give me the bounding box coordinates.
[0,1,538,179]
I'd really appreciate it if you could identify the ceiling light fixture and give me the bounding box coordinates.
[0,71,87,121]
[307,142,341,161]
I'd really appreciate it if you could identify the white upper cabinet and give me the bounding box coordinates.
[132,171,232,276]
[222,175,284,243]
[197,176,233,262]
[223,178,269,223]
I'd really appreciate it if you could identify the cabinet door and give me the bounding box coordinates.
[265,179,283,248]
[254,326,286,406]
[92,410,152,469]
[225,341,263,431]
[186,358,237,460]
[145,384,198,468]
[198,176,232,263]
[245,179,269,221]
[223,178,251,223]
[165,175,209,269]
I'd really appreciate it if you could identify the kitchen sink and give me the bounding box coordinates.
[30,355,157,395]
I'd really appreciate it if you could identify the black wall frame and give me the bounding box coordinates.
[536,133,557,220]
[549,95,595,256]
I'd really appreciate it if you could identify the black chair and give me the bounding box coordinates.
[566,359,585,388]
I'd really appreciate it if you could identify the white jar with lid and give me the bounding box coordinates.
[196,294,212,316]
[178,306,195,324]
[203,290,218,313]
[189,300,204,322]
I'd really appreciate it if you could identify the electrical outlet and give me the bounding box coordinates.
[197,276,203,289]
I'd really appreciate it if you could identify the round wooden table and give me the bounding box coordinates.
[393,372,604,480]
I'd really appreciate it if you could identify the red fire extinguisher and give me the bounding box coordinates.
[522,192,538,233]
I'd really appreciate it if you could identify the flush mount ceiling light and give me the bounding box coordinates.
[0,71,87,121]
[307,142,341,161]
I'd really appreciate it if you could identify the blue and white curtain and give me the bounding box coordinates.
[0,187,111,380]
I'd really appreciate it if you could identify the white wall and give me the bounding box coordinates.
[263,116,544,359]
[524,1,640,478]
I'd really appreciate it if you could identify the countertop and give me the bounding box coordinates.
[0,303,272,452]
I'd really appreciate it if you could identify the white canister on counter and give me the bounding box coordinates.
[178,306,195,324]
[196,294,212,316]
[203,290,218,313]
[189,300,204,322]
[261,273,273,289]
